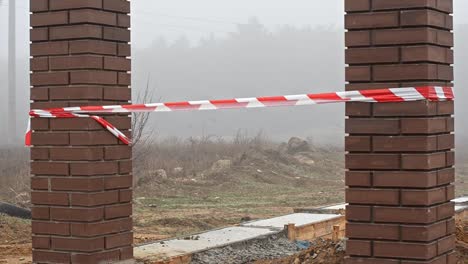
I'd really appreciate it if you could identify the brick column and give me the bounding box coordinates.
[30,1,132,263]
[344,1,456,263]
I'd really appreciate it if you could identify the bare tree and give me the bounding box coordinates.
[132,75,159,160]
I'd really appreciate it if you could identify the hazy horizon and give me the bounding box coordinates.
[0,1,467,146]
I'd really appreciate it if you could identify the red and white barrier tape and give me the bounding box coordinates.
[26,86,454,146]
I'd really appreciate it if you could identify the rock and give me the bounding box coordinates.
[172,167,184,174]
[150,169,168,179]
[210,160,232,173]
[287,137,309,153]
[293,154,315,165]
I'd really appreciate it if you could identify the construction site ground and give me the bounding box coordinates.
[1,143,468,263]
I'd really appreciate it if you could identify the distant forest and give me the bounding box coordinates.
[1,19,467,146]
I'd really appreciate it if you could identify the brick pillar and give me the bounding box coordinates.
[30,1,132,263]
[344,1,456,263]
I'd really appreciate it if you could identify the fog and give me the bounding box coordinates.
[0,1,467,146]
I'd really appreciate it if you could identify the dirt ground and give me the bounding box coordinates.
[1,213,467,264]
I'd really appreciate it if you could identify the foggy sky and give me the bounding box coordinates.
[0,1,467,145]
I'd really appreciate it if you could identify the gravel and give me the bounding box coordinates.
[190,232,301,264]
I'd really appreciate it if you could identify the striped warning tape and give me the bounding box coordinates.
[26,86,454,146]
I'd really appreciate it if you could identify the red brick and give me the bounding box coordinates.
[373,171,438,188]
[401,152,447,170]
[402,45,453,64]
[104,56,131,71]
[31,72,69,86]
[70,162,119,176]
[346,154,400,170]
[372,28,451,47]
[345,136,371,152]
[118,72,131,85]
[71,218,132,237]
[374,64,452,81]
[346,188,400,205]
[119,189,132,203]
[346,223,399,240]
[30,28,48,41]
[71,191,119,206]
[32,250,70,263]
[70,9,117,26]
[373,136,438,152]
[346,205,371,221]
[346,119,400,134]
[49,0,102,10]
[372,0,452,12]
[30,57,49,71]
[33,236,50,249]
[51,237,104,253]
[30,88,49,100]
[30,11,68,27]
[374,101,438,117]
[31,148,49,160]
[71,250,120,263]
[32,221,70,236]
[31,132,69,146]
[31,207,50,220]
[437,202,455,220]
[70,131,119,145]
[103,0,130,13]
[345,103,372,117]
[401,221,447,242]
[374,241,437,260]
[51,177,104,192]
[103,27,130,42]
[437,168,455,185]
[117,14,130,28]
[105,203,132,219]
[31,41,69,56]
[70,71,117,85]
[50,147,104,161]
[49,25,102,40]
[402,188,447,206]
[118,160,132,174]
[402,117,450,134]
[345,258,399,264]
[346,12,399,29]
[438,101,454,115]
[345,171,371,187]
[345,0,370,12]
[31,162,69,176]
[437,134,455,150]
[120,246,133,260]
[346,240,371,256]
[106,232,133,249]
[30,0,49,12]
[105,175,132,190]
[31,191,69,206]
[31,118,49,131]
[345,31,371,47]
[374,206,437,224]
[437,235,456,255]
[50,207,104,222]
[103,87,131,101]
[31,177,49,190]
[346,66,371,82]
[70,40,117,55]
[104,146,132,160]
[401,10,452,29]
[346,47,399,64]
[446,185,455,200]
[50,55,103,70]
[117,43,131,57]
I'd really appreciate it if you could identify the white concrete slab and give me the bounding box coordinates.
[321,203,347,210]
[453,196,468,204]
[242,213,341,228]
[135,226,278,259]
